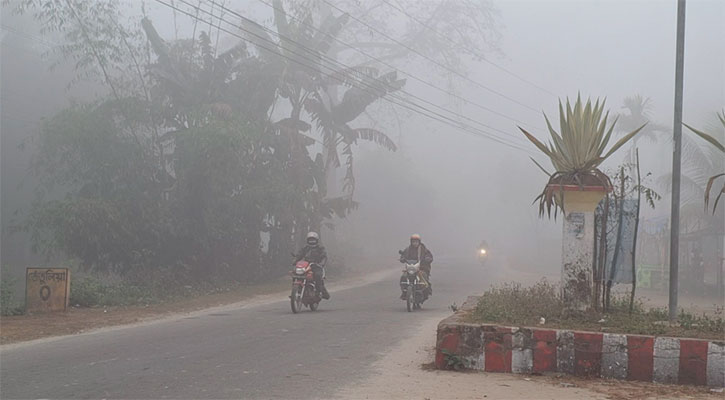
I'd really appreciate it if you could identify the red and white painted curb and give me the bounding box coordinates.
[435,298,725,387]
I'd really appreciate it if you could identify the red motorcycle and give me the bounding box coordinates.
[290,260,321,313]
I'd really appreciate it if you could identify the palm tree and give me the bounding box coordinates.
[617,95,668,162]
[682,111,725,213]
[659,112,724,213]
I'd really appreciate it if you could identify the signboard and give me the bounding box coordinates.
[25,268,70,313]
[567,212,585,239]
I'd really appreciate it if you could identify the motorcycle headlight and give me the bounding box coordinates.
[407,266,417,275]
[295,267,306,275]
[480,249,487,255]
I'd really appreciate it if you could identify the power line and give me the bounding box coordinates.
[206,1,538,152]
[172,0,537,153]
[3,1,538,154]
[181,0,538,153]
[320,0,542,115]
[1,25,59,48]
[252,0,542,134]
[157,0,537,153]
[383,0,558,98]
[211,0,535,146]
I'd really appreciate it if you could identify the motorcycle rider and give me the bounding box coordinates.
[399,234,433,299]
[294,232,330,300]
[479,240,489,251]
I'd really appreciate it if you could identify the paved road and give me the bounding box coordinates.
[1,258,493,399]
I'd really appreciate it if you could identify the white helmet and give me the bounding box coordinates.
[307,231,320,246]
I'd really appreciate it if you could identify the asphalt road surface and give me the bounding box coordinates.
[1,258,494,399]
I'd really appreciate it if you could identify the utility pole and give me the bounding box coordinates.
[669,0,686,321]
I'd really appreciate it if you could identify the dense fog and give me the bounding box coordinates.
[1,0,723,299]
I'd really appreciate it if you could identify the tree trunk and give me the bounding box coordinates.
[595,196,610,311]
[606,167,627,311]
[630,150,641,313]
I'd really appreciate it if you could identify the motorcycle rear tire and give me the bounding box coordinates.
[309,301,318,311]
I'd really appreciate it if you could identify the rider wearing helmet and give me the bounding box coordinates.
[398,234,434,298]
[294,232,330,300]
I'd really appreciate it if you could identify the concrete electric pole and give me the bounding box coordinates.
[669,0,686,321]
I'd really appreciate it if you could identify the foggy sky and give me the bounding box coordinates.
[2,0,723,275]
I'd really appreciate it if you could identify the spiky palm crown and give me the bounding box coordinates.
[682,110,725,213]
[519,95,646,217]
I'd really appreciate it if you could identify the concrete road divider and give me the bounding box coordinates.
[435,297,724,388]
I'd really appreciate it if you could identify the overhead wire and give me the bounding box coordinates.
[382,0,558,98]
[213,0,535,145]
[1,25,60,48]
[2,3,541,154]
[319,0,542,115]
[163,0,538,153]
[251,0,543,134]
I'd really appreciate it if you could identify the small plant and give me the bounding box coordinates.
[441,349,471,371]
[678,307,725,333]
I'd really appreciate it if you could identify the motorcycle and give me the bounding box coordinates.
[477,246,488,266]
[290,260,322,313]
[398,251,429,312]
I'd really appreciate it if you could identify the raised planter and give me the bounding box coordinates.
[435,297,725,388]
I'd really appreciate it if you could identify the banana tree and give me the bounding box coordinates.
[244,1,405,237]
[683,110,725,213]
[254,0,405,194]
[306,69,404,195]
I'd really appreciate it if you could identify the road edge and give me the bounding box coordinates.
[1,267,397,351]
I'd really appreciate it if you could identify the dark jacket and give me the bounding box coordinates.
[400,243,433,268]
[295,245,327,267]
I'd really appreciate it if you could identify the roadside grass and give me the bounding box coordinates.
[467,280,724,340]
[0,273,24,316]
[1,259,355,315]
[1,265,292,314]
[68,270,300,308]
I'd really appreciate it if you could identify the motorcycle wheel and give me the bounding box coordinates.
[406,286,414,312]
[309,301,319,311]
[290,286,302,314]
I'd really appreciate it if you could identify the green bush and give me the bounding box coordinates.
[70,275,158,307]
[69,276,104,307]
[1,274,24,316]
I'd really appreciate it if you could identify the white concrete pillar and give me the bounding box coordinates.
[559,187,608,310]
